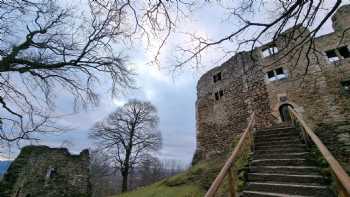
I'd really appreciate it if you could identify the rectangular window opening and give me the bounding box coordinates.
[262,48,271,58]
[219,90,223,97]
[326,49,339,62]
[271,46,279,54]
[213,72,222,83]
[217,73,222,81]
[267,71,275,79]
[267,67,288,81]
[338,46,350,58]
[214,92,219,100]
[262,44,278,58]
[275,67,284,75]
[341,80,350,95]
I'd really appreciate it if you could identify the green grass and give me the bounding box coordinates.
[113,139,252,197]
[112,158,219,197]
[115,182,204,197]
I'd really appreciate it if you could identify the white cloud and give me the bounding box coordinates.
[112,98,126,107]
[0,154,10,161]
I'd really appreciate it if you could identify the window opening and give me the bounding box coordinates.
[214,92,219,100]
[266,67,287,81]
[262,44,279,57]
[275,67,284,75]
[267,71,275,79]
[341,80,350,95]
[46,167,56,179]
[219,90,223,97]
[338,46,350,58]
[213,72,222,83]
[326,49,340,62]
[214,90,224,101]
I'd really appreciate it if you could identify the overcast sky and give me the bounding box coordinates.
[1,1,349,165]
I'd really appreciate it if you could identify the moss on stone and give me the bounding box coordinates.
[0,145,91,197]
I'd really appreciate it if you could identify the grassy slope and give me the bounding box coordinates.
[115,183,204,197]
[115,148,250,197]
[114,158,222,197]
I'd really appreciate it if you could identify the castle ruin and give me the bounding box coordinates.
[0,145,91,197]
[195,5,350,164]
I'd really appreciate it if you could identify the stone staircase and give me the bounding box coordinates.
[241,124,335,197]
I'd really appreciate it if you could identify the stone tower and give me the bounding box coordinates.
[195,4,350,162]
[0,145,91,197]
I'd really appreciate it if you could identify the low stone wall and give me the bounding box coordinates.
[0,145,91,197]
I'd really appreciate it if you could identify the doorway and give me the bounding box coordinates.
[279,104,293,122]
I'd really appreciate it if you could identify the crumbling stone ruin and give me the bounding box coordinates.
[195,4,350,165]
[0,145,91,197]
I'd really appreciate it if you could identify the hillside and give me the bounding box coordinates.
[114,151,249,197]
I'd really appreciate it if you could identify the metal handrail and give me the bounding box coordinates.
[205,112,255,197]
[288,106,350,197]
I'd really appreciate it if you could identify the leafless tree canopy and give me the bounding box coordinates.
[0,0,343,147]
[89,99,161,192]
[0,0,138,145]
[0,0,193,146]
[90,1,345,71]
[172,0,344,69]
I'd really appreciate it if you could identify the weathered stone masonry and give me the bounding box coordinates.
[195,4,350,168]
[0,145,91,197]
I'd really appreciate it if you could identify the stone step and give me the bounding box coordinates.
[255,139,303,147]
[255,132,300,141]
[254,136,300,142]
[253,152,309,160]
[256,127,294,133]
[247,173,325,184]
[255,128,297,136]
[244,182,334,196]
[250,159,312,166]
[249,166,320,175]
[242,190,314,197]
[255,144,306,151]
[254,147,307,155]
[242,125,333,197]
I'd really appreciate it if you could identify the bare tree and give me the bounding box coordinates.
[0,0,141,145]
[93,1,345,71]
[89,99,161,192]
[1,0,342,147]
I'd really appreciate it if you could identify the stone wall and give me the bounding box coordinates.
[196,55,249,160]
[315,122,350,173]
[195,51,272,160]
[0,145,91,197]
[195,4,350,163]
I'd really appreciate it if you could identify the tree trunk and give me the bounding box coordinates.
[120,126,134,193]
[121,170,128,193]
